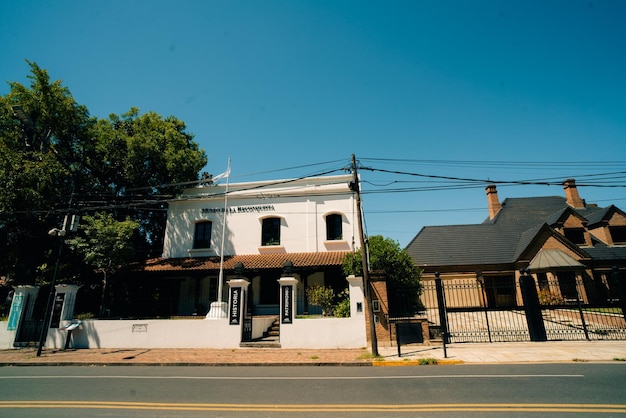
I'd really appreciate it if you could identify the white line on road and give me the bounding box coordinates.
[0,374,585,380]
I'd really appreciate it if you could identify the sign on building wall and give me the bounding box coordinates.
[229,287,242,325]
[281,285,292,324]
[7,294,23,331]
[50,293,65,329]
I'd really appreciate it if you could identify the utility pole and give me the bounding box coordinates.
[351,154,379,356]
[37,209,79,357]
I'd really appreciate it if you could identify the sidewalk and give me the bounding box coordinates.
[1,341,625,366]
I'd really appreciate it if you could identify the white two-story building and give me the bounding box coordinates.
[2,174,368,350]
[144,174,361,319]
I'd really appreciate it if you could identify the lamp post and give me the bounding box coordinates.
[36,227,65,357]
[282,260,293,277]
[36,215,79,357]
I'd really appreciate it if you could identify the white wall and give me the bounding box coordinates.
[36,316,366,350]
[163,175,358,258]
[0,276,369,351]
[0,322,15,349]
[280,317,366,349]
[44,319,242,349]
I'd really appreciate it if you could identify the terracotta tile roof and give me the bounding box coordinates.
[143,251,351,272]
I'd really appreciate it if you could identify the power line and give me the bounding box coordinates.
[7,158,626,217]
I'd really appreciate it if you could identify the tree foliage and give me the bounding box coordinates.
[0,62,208,286]
[342,235,423,316]
[65,213,139,275]
[306,285,350,317]
[306,285,336,317]
[342,235,422,287]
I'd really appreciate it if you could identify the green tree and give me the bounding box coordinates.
[65,213,138,315]
[0,62,208,286]
[87,108,208,255]
[0,61,94,284]
[342,235,423,315]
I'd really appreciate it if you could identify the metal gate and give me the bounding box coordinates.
[13,293,44,347]
[421,275,626,343]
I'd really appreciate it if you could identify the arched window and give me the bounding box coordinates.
[261,217,281,246]
[326,213,343,240]
[193,221,212,249]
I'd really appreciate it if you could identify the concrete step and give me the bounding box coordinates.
[240,336,281,348]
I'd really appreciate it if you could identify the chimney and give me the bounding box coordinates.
[563,179,585,209]
[486,184,502,219]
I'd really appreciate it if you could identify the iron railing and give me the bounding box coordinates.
[420,276,626,343]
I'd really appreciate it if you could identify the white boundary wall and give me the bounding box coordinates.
[43,319,241,349]
[0,276,367,350]
[280,317,366,349]
[0,316,367,349]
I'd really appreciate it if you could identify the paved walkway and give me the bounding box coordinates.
[1,341,625,366]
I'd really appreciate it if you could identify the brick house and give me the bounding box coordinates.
[406,179,626,306]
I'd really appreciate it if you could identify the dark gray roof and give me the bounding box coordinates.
[584,237,626,261]
[406,193,626,269]
[406,224,522,267]
[486,196,568,228]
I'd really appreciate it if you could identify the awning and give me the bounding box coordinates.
[528,249,585,271]
[142,251,351,273]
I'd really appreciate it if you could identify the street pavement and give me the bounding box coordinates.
[0,340,625,366]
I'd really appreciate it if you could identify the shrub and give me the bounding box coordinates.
[306,285,351,317]
[306,285,335,316]
[334,289,351,318]
[538,289,565,305]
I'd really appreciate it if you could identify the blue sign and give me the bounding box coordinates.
[7,295,23,331]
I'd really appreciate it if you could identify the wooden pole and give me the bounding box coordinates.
[351,154,378,356]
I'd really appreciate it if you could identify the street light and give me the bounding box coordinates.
[36,216,79,357]
[36,228,64,357]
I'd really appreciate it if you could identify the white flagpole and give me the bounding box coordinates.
[206,157,231,319]
[217,157,231,304]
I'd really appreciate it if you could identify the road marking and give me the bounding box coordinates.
[0,401,624,413]
[0,374,585,380]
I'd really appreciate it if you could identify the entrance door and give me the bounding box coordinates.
[14,293,43,347]
[255,272,280,315]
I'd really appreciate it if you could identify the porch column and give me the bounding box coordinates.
[50,284,81,328]
[346,275,365,317]
[7,285,39,332]
[278,277,298,325]
[226,279,249,326]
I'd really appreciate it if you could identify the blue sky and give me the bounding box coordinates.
[2,0,626,247]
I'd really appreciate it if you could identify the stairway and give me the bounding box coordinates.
[240,317,281,348]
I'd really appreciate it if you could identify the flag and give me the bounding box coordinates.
[212,161,231,183]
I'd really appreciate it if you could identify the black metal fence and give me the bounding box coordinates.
[420,275,626,343]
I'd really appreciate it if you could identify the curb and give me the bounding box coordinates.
[0,361,374,367]
[372,359,464,366]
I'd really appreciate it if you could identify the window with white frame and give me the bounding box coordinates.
[261,217,281,246]
[326,213,343,240]
[193,221,212,249]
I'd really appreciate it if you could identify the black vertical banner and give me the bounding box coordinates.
[50,293,65,329]
[229,287,241,325]
[281,285,292,324]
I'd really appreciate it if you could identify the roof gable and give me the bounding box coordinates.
[514,223,590,262]
[545,207,587,228]
[528,249,585,271]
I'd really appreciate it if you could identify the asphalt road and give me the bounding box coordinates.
[1,364,625,417]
